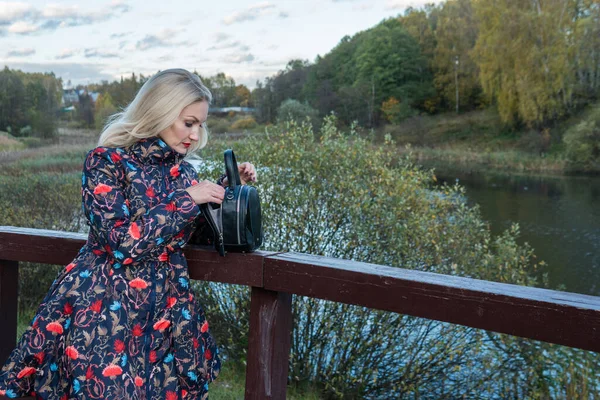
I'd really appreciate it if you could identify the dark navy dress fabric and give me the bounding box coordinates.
[0,137,220,399]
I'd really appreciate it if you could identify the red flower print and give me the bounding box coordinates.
[90,299,102,313]
[86,366,94,380]
[46,322,64,335]
[93,183,112,195]
[129,222,141,239]
[63,302,73,315]
[182,389,188,397]
[158,252,168,262]
[191,179,198,185]
[166,297,177,308]
[153,319,171,332]
[60,395,67,400]
[115,219,125,228]
[135,376,143,387]
[110,152,122,163]
[102,364,123,378]
[166,391,178,400]
[17,366,36,379]
[193,338,199,349]
[149,351,157,363]
[169,165,180,178]
[132,324,143,337]
[146,187,155,197]
[92,249,104,256]
[34,352,44,365]
[114,339,125,353]
[165,202,177,212]
[205,348,212,360]
[201,320,209,333]
[65,346,79,360]
[65,263,76,273]
[94,148,106,154]
[129,278,148,289]
[123,258,133,265]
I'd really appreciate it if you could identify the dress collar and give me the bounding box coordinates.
[128,136,184,164]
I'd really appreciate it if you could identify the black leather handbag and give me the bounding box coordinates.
[194,149,263,256]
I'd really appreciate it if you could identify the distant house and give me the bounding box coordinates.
[62,89,101,106]
[62,89,79,105]
[209,106,255,116]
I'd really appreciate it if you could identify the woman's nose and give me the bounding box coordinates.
[189,127,199,141]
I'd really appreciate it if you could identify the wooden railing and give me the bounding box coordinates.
[1,226,600,399]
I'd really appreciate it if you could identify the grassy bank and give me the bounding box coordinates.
[379,107,595,175]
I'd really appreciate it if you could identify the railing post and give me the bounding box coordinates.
[0,260,18,365]
[245,287,292,400]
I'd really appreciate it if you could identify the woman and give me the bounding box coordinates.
[0,69,256,399]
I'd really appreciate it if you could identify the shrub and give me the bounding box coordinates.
[563,105,600,172]
[231,116,257,130]
[192,117,597,398]
[276,99,319,128]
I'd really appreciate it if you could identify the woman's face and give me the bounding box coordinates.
[159,101,208,154]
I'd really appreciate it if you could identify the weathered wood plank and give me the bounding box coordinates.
[0,260,18,365]
[0,227,267,287]
[264,252,600,353]
[245,287,293,400]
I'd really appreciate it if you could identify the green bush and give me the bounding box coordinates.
[208,118,232,134]
[277,99,320,128]
[192,117,598,398]
[563,105,600,172]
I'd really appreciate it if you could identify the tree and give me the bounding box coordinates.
[94,92,118,131]
[0,66,27,132]
[472,0,581,126]
[431,0,483,112]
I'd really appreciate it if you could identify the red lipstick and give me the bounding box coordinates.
[183,143,190,148]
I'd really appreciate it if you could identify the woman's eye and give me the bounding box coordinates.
[185,121,193,128]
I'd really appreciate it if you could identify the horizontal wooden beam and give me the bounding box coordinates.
[0,226,266,287]
[263,252,600,353]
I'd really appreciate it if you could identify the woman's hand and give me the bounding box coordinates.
[222,162,257,186]
[185,180,225,204]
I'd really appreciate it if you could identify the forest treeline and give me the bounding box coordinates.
[1,0,599,135]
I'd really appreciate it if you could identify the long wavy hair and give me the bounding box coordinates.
[98,68,212,153]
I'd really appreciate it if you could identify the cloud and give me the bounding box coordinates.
[84,48,119,58]
[110,32,130,39]
[385,0,424,10]
[0,2,35,24]
[8,20,38,34]
[214,32,231,42]
[208,40,245,51]
[220,53,255,63]
[0,61,114,84]
[222,2,277,25]
[135,28,186,51]
[1,2,130,36]
[279,11,289,18]
[56,48,77,60]
[6,47,35,57]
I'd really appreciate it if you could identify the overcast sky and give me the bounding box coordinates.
[0,0,434,89]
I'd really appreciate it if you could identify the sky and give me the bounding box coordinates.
[0,0,435,89]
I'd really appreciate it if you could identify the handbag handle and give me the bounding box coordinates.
[224,149,241,188]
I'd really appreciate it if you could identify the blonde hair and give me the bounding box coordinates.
[98,68,212,154]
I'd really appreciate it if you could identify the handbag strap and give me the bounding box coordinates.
[224,149,241,188]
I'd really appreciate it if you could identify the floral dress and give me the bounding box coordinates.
[0,137,221,399]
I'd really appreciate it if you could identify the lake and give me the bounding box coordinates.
[431,167,600,296]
